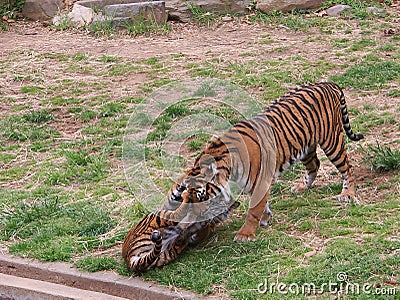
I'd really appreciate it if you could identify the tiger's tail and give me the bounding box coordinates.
[129,230,162,272]
[339,88,364,141]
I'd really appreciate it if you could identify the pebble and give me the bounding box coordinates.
[326,4,352,17]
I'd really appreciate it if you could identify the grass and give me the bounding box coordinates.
[187,3,218,27]
[89,15,117,37]
[1,7,400,300]
[23,109,55,123]
[0,0,25,19]
[329,55,400,90]
[249,10,331,32]
[363,142,400,172]
[122,15,171,36]
[74,256,119,272]
[320,0,388,20]
[0,115,60,142]
[1,188,117,261]
[53,13,74,31]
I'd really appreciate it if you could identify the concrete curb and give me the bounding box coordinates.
[0,254,214,300]
[0,273,128,300]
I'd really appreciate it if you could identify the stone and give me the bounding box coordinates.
[165,0,252,22]
[256,0,324,13]
[54,0,167,27]
[68,3,95,27]
[221,15,234,22]
[22,0,64,20]
[52,14,63,26]
[304,249,318,258]
[366,6,387,16]
[103,1,166,25]
[326,4,352,16]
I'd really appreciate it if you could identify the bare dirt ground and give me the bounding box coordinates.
[2,21,270,60]
[2,15,398,97]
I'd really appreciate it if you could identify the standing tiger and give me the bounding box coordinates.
[165,82,364,242]
[122,181,239,272]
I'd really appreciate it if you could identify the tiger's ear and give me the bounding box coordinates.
[199,154,218,181]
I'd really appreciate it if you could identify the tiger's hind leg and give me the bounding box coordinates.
[260,201,272,226]
[291,147,320,194]
[321,131,355,202]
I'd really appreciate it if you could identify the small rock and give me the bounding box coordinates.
[326,4,352,17]
[315,10,328,17]
[52,14,62,26]
[221,16,233,22]
[304,249,318,258]
[68,4,94,27]
[384,28,399,36]
[366,6,387,16]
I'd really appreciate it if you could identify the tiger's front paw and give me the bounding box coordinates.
[233,232,255,242]
[233,226,256,242]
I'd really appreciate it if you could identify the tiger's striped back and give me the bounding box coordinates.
[165,82,364,242]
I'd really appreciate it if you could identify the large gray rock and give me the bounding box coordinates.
[103,1,166,24]
[256,0,324,13]
[22,0,64,20]
[165,0,252,22]
[53,0,167,27]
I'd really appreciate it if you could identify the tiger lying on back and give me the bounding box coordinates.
[122,181,239,272]
[165,82,364,242]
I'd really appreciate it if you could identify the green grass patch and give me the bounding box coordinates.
[0,0,25,19]
[79,109,97,122]
[349,38,377,52]
[250,10,331,32]
[89,15,116,37]
[0,116,60,142]
[23,109,55,123]
[1,189,116,261]
[100,103,126,117]
[187,3,218,27]
[348,108,396,134]
[321,0,386,20]
[75,256,119,272]
[363,142,400,172]
[20,85,45,95]
[122,15,171,36]
[386,89,400,98]
[330,55,400,90]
